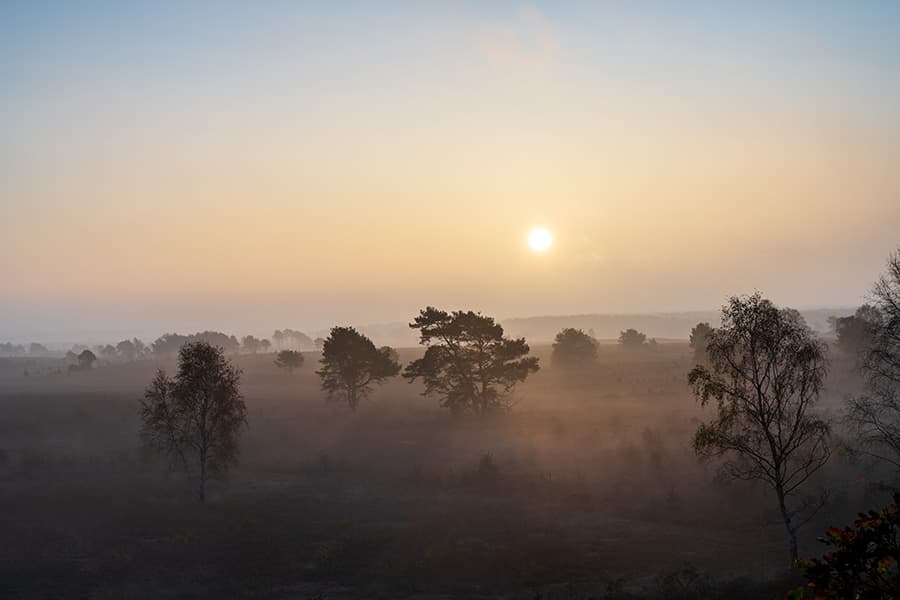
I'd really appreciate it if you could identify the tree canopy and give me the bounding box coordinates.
[830,304,880,359]
[115,338,146,361]
[77,349,96,370]
[272,329,314,351]
[241,335,262,354]
[618,328,647,349]
[403,307,539,414]
[551,327,598,368]
[274,350,304,374]
[317,327,400,410]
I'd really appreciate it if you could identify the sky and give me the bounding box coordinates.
[2,1,900,342]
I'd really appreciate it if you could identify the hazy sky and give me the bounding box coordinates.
[3,2,900,341]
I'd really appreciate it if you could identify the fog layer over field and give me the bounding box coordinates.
[0,341,881,597]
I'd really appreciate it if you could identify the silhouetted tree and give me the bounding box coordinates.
[0,342,25,356]
[689,322,714,363]
[403,307,539,414]
[272,329,313,351]
[241,335,261,354]
[551,328,597,368]
[99,344,117,358]
[689,293,830,565]
[829,305,880,361]
[260,339,272,353]
[194,331,240,354]
[274,350,304,374]
[11,343,25,355]
[116,339,137,361]
[28,342,48,355]
[618,328,647,349]
[317,327,400,410]
[846,251,900,475]
[139,342,246,503]
[272,329,284,349]
[152,333,190,357]
[380,346,400,364]
[77,349,96,370]
[314,337,325,351]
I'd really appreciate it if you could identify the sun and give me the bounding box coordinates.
[527,227,553,252]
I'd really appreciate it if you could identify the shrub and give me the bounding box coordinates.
[793,492,900,598]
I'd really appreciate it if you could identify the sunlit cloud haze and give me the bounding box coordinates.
[3,2,900,341]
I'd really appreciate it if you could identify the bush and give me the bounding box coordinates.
[792,492,900,598]
[462,452,502,488]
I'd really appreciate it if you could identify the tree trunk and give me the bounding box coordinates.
[776,484,798,565]
[199,454,207,504]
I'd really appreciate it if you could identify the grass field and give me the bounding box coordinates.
[0,343,882,598]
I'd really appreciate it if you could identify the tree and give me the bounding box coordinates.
[152,333,190,356]
[99,344,117,359]
[618,328,647,349]
[551,328,598,368]
[241,335,261,354]
[77,349,97,370]
[193,331,240,354]
[0,342,25,356]
[317,327,400,410]
[29,342,48,355]
[314,337,325,351]
[116,339,137,361]
[403,307,540,414]
[688,293,830,565]
[115,338,146,361]
[380,346,400,364]
[794,493,900,598]
[272,329,314,351]
[689,322,714,363]
[846,251,900,476]
[830,304,880,359]
[139,342,246,503]
[260,339,272,353]
[274,350,304,374]
[272,329,284,350]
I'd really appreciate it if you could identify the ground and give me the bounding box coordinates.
[0,344,882,598]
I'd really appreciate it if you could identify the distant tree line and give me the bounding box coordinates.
[0,328,327,362]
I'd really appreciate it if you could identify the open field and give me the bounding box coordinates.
[0,344,882,598]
